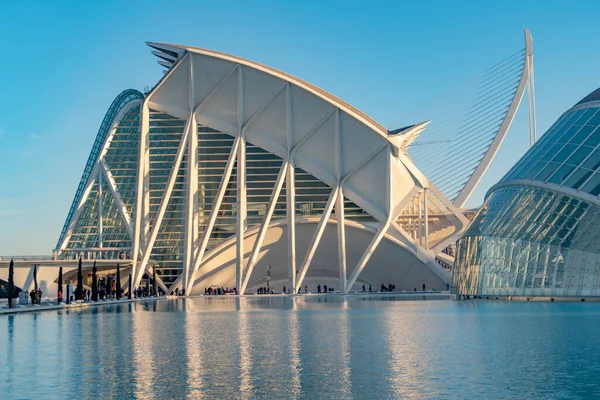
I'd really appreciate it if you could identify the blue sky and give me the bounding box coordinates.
[0,0,598,255]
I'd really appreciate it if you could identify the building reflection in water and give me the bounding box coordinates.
[237,300,253,399]
[132,302,156,399]
[287,298,302,398]
[184,298,206,399]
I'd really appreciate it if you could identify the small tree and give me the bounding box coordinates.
[107,276,113,299]
[91,261,98,301]
[33,264,39,304]
[75,258,84,301]
[152,266,157,297]
[116,264,122,299]
[128,273,132,299]
[57,266,63,304]
[8,259,15,308]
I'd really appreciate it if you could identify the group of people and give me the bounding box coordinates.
[380,283,396,292]
[117,251,132,260]
[29,288,43,304]
[204,287,236,295]
[316,284,334,293]
[361,283,396,292]
[256,287,273,295]
[135,286,161,298]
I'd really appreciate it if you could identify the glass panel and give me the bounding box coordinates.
[564,168,594,190]
[540,143,565,162]
[551,144,578,163]
[548,164,575,184]
[535,162,560,181]
[586,108,600,127]
[581,173,600,196]
[565,146,593,167]
[570,125,596,145]
[581,148,600,171]
[574,108,598,126]
[582,131,600,148]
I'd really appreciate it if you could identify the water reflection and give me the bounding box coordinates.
[133,303,156,399]
[1,297,600,399]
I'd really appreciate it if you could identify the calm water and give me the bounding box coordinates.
[1,296,600,399]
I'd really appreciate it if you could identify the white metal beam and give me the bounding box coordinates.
[184,115,198,292]
[236,66,246,292]
[286,159,296,293]
[98,168,103,250]
[424,188,429,250]
[294,187,338,293]
[285,83,296,293]
[134,117,191,287]
[453,28,533,207]
[334,110,346,292]
[99,158,135,240]
[133,101,150,283]
[336,186,347,292]
[185,136,241,294]
[184,54,198,293]
[345,147,394,292]
[239,162,288,294]
[345,219,391,292]
[57,162,100,252]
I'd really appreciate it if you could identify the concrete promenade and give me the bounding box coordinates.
[0,291,452,316]
[0,296,166,315]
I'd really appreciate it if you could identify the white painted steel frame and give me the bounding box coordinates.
[453,29,535,208]
[61,42,485,295]
[58,99,142,253]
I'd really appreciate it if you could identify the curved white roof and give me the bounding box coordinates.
[148,42,388,136]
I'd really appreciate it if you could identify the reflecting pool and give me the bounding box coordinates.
[1,296,600,399]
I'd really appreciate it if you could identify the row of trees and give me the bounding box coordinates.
[6,259,157,308]
[73,260,154,301]
[7,260,40,308]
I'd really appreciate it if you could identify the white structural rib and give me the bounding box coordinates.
[183,54,198,292]
[57,163,100,252]
[134,117,191,286]
[294,187,338,294]
[236,77,247,292]
[185,137,240,294]
[132,101,150,283]
[100,159,134,240]
[59,97,142,254]
[453,28,534,207]
[149,42,388,137]
[133,39,474,294]
[239,162,289,294]
[98,169,103,248]
[285,84,297,293]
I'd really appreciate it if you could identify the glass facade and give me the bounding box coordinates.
[59,91,375,288]
[453,89,600,298]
